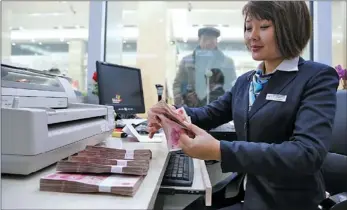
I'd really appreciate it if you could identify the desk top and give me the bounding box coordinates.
[2,121,211,209]
[2,137,169,210]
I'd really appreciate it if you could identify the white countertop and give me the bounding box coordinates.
[2,118,211,209]
[2,137,170,210]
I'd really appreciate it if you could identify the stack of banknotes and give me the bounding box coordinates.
[40,146,152,196]
[40,173,144,196]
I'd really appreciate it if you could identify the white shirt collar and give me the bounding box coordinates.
[276,56,300,72]
[257,56,300,73]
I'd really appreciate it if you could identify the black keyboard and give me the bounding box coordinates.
[162,150,194,187]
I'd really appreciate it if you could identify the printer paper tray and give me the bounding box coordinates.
[3,117,112,156]
[1,131,112,175]
[47,106,107,124]
[44,117,111,155]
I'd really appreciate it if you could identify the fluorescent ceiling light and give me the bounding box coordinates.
[28,13,65,17]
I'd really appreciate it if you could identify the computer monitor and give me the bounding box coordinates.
[96,61,145,115]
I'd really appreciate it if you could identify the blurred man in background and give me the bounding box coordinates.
[173,27,237,107]
[184,68,226,107]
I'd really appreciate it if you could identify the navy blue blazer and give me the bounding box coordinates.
[183,58,339,210]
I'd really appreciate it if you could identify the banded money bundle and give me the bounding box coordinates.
[40,173,143,196]
[56,160,149,176]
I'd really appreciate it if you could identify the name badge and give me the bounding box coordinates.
[266,94,287,102]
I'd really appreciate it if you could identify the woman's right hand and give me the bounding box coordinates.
[147,104,176,138]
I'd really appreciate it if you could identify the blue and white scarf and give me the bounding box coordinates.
[248,69,275,111]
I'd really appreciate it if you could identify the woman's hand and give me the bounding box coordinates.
[147,104,176,138]
[179,122,221,161]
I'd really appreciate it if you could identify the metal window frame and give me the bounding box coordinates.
[86,1,107,103]
[310,1,314,61]
[313,1,332,66]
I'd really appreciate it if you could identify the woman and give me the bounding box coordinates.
[148,1,339,210]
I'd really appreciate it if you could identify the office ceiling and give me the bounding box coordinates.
[2,1,345,41]
[3,1,246,30]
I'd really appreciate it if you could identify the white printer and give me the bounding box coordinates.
[1,64,115,175]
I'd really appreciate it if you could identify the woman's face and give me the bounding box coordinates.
[244,16,281,61]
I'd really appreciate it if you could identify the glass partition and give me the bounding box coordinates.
[105,1,312,112]
[332,1,347,83]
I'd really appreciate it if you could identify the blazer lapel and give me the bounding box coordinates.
[248,70,298,120]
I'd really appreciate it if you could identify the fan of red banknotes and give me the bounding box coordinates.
[151,101,195,151]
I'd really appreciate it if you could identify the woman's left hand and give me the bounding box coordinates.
[179,122,221,161]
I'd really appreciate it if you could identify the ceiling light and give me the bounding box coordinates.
[338,25,342,29]
[29,13,42,16]
[12,43,16,46]
[61,1,67,3]
[39,42,42,45]
[29,12,65,17]
[337,40,341,43]
[60,38,65,42]
[31,39,35,43]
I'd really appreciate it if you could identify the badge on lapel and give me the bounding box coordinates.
[266,94,287,102]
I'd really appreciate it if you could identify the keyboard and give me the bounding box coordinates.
[162,150,194,187]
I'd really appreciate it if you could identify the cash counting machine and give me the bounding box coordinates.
[1,64,115,175]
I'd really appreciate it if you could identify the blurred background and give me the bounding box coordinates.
[1,1,346,109]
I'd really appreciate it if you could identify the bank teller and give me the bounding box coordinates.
[148,1,339,210]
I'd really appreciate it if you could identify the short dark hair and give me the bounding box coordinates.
[242,1,311,59]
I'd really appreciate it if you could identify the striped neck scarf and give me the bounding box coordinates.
[248,69,275,111]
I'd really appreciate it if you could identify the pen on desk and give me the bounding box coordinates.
[112,131,128,138]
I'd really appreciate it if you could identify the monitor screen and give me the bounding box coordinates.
[96,61,145,114]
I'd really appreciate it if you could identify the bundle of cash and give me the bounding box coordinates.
[56,160,149,176]
[40,173,143,196]
[152,101,194,151]
[68,156,150,168]
[75,146,152,160]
